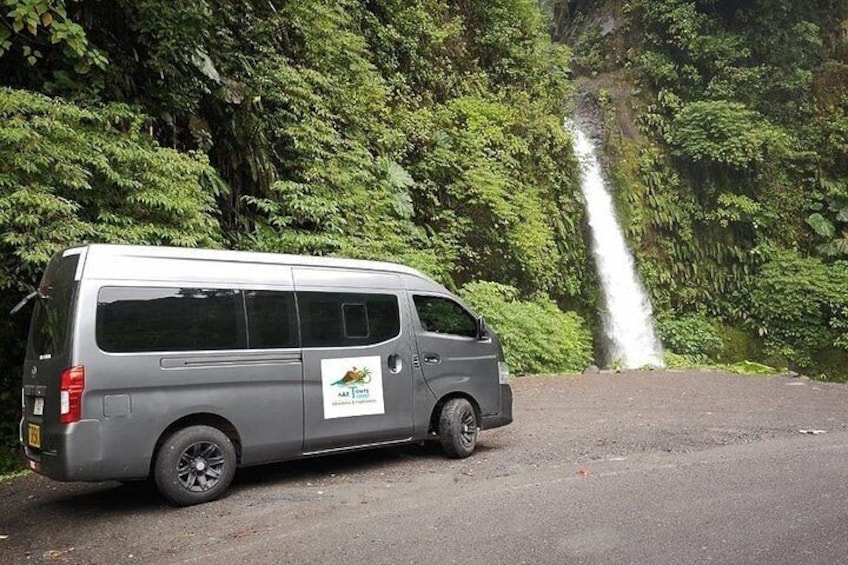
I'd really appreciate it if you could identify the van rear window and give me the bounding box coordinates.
[30,254,80,357]
[96,287,244,353]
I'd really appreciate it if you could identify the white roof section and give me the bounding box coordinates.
[72,244,445,292]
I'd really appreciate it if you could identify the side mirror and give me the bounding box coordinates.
[476,316,489,340]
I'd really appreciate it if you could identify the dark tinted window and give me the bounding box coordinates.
[413,295,476,337]
[302,296,342,345]
[343,303,369,338]
[30,253,80,357]
[299,292,399,347]
[97,287,243,353]
[245,290,298,348]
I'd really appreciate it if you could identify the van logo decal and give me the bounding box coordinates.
[321,357,384,419]
[331,367,372,387]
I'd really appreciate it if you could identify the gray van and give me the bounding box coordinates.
[19,245,512,505]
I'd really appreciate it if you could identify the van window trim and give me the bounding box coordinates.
[97,345,292,358]
[297,330,403,351]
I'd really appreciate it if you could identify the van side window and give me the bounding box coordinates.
[298,292,400,347]
[96,287,244,352]
[302,296,342,345]
[245,291,298,349]
[413,295,476,337]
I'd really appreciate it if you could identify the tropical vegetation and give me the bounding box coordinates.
[1,0,847,471]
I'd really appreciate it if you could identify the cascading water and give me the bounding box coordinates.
[569,121,664,368]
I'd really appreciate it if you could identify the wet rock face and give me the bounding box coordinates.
[600,15,618,37]
[573,90,604,141]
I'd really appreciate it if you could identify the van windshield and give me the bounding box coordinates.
[30,253,80,358]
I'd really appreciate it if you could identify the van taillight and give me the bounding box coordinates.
[60,365,85,424]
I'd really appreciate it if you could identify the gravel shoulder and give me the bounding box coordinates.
[1,370,846,564]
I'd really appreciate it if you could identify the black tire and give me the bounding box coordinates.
[154,425,237,506]
[439,398,478,458]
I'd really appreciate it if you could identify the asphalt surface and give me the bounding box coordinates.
[1,370,847,564]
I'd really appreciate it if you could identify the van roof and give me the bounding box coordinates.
[77,244,423,274]
[70,244,445,291]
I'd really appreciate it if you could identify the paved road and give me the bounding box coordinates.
[1,371,847,564]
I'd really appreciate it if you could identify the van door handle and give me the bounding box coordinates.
[423,353,441,365]
[388,354,403,374]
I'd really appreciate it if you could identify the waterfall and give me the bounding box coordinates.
[569,122,664,369]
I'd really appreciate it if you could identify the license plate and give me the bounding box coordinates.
[33,397,44,416]
[27,424,41,449]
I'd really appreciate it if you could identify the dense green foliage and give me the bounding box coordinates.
[0,88,221,290]
[0,0,594,314]
[560,0,848,376]
[1,0,589,290]
[0,87,221,472]
[0,0,595,471]
[0,0,106,70]
[655,313,721,362]
[461,281,593,373]
[747,251,848,368]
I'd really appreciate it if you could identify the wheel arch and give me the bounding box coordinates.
[150,413,242,475]
[429,392,481,435]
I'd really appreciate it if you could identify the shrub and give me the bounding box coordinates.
[669,100,785,168]
[748,250,848,369]
[716,325,765,364]
[663,351,703,368]
[655,313,723,362]
[460,281,593,374]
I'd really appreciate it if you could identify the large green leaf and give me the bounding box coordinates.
[806,213,836,238]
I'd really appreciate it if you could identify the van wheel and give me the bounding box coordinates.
[439,398,478,458]
[154,425,236,506]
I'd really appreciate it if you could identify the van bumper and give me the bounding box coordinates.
[22,419,104,481]
[481,384,513,430]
